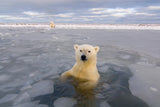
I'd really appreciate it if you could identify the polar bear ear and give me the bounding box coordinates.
[74,44,79,50]
[94,46,100,53]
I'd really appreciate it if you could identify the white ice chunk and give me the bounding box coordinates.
[27,80,54,97]
[0,74,10,81]
[120,55,131,59]
[150,87,158,92]
[98,65,109,73]
[17,56,35,63]
[0,57,10,63]
[57,48,60,51]
[100,101,111,107]
[0,47,6,50]
[13,102,37,107]
[103,83,111,90]
[0,94,18,103]
[136,57,153,66]
[29,73,35,77]
[54,97,77,107]
[96,93,105,99]
[0,33,3,36]
[11,43,15,46]
[4,33,11,36]
[53,36,59,40]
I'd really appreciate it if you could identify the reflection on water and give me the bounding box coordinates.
[33,63,149,107]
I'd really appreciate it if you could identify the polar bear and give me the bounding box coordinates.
[50,22,55,28]
[61,44,100,90]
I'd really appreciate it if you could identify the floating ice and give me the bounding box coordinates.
[96,93,105,99]
[100,101,111,107]
[54,97,77,107]
[13,92,31,105]
[0,27,160,107]
[0,57,11,63]
[0,33,3,36]
[102,83,111,90]
[11,43,15,46]
[136,61,153,66]
[29,73,35,77]
[27,80,54,97]
[57,48,60,51]
[13,103,48,107]
[150,87,158,92]
[0,47,6,50]
[4,33,11,36]
[0,65,3,70]
[7,65,28,73]
[129,64,160,107]
[17,56,35,63]
[0,94,18,104]
[98,64,110,73]
[13,102,37,107]
[0,74,10,82]
[53,36,59,40]
[1,78,27,90]
[20,85,32,91]
[120,55,131,59]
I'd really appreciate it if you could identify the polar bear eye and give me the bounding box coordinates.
[88,50,91,53]
[80,50,82,52]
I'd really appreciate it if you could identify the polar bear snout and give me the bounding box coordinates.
[81,55,87,61]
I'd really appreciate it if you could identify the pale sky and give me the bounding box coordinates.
[0,0,160,23]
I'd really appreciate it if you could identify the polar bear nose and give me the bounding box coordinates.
[81,55,87,61]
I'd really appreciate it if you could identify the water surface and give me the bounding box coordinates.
[0,28,160,107]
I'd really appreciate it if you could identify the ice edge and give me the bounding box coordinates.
[0,24,160,30]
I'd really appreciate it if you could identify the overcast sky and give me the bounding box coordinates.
[0,0,160,24]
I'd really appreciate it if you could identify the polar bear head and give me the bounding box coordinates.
[74,44,99,63]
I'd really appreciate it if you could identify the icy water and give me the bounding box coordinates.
[0,28,160,107]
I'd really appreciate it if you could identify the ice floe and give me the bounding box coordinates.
[0,74,10,82]
[100,101,111,107]
[54,97,77,107]
[26,80,54,97]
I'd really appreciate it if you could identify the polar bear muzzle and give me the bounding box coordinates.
[81,55,87,61]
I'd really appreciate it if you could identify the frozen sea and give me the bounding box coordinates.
[0,26,160,107]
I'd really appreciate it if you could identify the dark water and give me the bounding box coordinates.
[33,63,148,107]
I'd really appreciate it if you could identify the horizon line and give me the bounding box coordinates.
[0,23,160,25]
